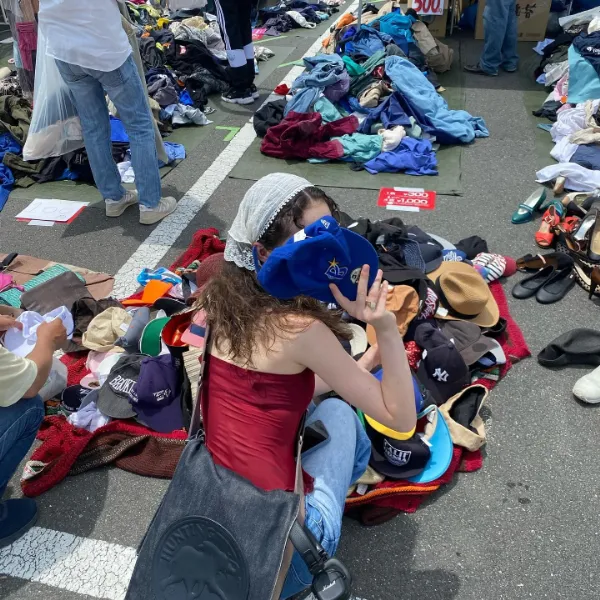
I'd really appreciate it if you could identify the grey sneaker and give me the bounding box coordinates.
[105,189,139,217]
[139,196,177,225]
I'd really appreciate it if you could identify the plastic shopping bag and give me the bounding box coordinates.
[22,23,84,161]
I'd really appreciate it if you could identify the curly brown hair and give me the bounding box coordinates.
[197,187,351,367]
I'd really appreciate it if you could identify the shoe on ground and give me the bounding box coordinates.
[105,189,138,217]
[139,196,177,225]
[573,365,600,404]
[503,66,518,73]
[464,63,498,76]
[0,498,38,548]
[250,84,259,99]
[222,88,255,105]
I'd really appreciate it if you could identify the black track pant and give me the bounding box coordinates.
[214,0,255,89]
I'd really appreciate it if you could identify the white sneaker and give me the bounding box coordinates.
[139,196,177,225]
[573,365,600,404]
[105,190,139,217]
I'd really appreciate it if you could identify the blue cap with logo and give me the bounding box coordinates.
[255,215,379,304]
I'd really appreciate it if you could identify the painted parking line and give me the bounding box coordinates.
[0,527,136,600]
[112,0,359,299]
[0,526,369,600]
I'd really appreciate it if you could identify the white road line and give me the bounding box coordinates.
[0,526,369,600]
[0,527,136,600]
[112,0,359,298]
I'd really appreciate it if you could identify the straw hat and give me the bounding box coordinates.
[427,262,499,328]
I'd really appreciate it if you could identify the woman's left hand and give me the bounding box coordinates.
[0,315,20,332]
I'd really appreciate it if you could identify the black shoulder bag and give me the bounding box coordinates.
[125,318,351,600]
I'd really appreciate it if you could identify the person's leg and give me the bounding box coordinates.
[280,398,371,599]
[500,0,519,71]
[479,0,510,75]
[0,396,44,548]
[95,56,161,210]
[215,0,254,103]
[241,0,257,94]
[55,60,126,202]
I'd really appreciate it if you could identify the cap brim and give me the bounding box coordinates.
[140,317,170,356]
[460,336,498,366]
[407,408,453,484]
[134,394,185,433]
[97,386,137,419]
[369,445,427,480]
[348,323,368,357]
[427,233,456,250]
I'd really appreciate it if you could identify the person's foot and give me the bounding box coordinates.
[222,88,255,105]
[464,63,498,76]
[249,83,259,100]
[502,65,518,73]
[139,196,177,225]
[105,189,138,217]
[0,498,38,548]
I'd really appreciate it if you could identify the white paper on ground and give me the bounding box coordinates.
[28,220,55,226]
[15,199,89,222]
[386,205,420,212]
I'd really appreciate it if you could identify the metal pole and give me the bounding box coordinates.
[356,0,362,30]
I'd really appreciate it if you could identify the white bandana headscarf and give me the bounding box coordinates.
[224,173,313,271]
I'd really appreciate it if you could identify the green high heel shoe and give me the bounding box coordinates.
[511,187,548,224]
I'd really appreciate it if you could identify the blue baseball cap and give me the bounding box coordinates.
[255,215,379,304]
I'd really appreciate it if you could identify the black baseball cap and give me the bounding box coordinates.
[406,226,444,274]
[415,322,470,405]
[97,354,143,419]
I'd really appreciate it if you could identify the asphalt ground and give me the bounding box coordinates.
[2,10,600,600]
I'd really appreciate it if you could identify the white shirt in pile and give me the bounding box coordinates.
[0,345,37,408]
[38,0,132,72]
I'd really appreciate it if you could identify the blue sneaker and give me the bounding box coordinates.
[0,498,38,548]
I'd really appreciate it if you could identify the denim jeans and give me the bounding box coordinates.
[281,398,371,599]
[55,55,161,209]
[0,396,44,498]
[480,0,519,75]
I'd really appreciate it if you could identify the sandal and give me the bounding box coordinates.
[516,252,573,271]
[559,215,581,234]
[535,201,564,248]
[511,187,547,224]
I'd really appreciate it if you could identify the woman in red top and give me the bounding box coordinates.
[198,173,416,598]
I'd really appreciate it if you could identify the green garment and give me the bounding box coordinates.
[0,96,31,144]
[332,133,383,163]
[348,50,387,97]
[314,97,343,123]
[342,55,366,77]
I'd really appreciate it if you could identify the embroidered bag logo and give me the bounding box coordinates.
[432,368,449,382]
[383,439,412,466]
[324,258,348,281]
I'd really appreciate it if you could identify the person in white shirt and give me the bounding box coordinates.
[38,0,177,225]
[0,315,66,548]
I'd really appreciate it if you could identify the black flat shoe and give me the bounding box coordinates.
[535,266,576,304]
[512,265,556,299]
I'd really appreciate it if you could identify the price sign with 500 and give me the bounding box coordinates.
[412,0,444,16]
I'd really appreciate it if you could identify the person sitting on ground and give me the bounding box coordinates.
[464,0,519,76]
[38,0,177,225]
[196,173,417,598]
[0,316,67,548]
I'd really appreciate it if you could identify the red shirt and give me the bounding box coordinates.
[201,354,315,493]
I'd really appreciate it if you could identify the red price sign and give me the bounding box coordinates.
[411,0,444,16]
[377,188,436,211]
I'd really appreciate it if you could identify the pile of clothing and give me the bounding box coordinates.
[258,0,343,36]
[254,2,488,175]
[533,8,600,190]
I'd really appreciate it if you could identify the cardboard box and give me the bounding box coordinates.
[427,10,449,38]
[475,0,551,42]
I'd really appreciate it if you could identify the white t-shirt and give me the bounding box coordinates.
[38,0,132,72]
[0,345,37,408]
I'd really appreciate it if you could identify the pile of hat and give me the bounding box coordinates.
[57,300,209,434]
[337,216,518,484]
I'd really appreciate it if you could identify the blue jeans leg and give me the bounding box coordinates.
[55,59,126,203]
[281,398,371,599]
[0,396,44,498]
[99,56,161,209]
[480,0,516,74]
[501,0,519,71]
